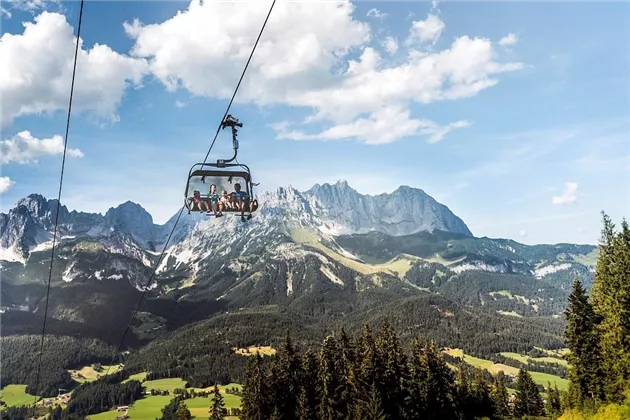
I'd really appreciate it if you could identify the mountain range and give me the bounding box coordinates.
[0,180,598,351]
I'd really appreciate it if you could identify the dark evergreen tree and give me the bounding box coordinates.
[471,370,494,419]
[406,337,429,419]
[564,277,604,407]
[318,335,348,420]
[514,368,544,417]
[422,341,457,420]
[241,353,269,420]
[298,349,319,420]
[590,214,630,402]
[176,401,191,420]
[375,320,409,419]
[545,382,562,418]
[209,383,227,420]
[491,371,511,419]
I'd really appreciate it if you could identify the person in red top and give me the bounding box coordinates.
[191,190,211,213]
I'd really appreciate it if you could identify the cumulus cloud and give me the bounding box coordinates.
[0,177,15,194]
[519,230,528,238]
[122,1,522,145]
[1,130,83,164]
[406,13,445,46]
[552,182,579,205]
[0,11,149,126]
[2,1,523,146]
[272,105,471,145]
[499,33,518,46]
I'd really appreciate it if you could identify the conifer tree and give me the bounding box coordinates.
[176,401,191,420]
[590,214,630,402]
[491,371,511,419]
[471,370,494,419]
[241,353,269,420]
[565,277,604,406]
[406,337,429,419]
[375,320,409,419]
[298,349,319,420]
[209,384,227,420]
[455,366,473,419]
[545,382,562,418]
[318,335,348,420]
[514,368,544,417]
[422,341,457,420]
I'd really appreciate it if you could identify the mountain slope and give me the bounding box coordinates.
[0,181,596,350]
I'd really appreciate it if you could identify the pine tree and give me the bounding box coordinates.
[491,371,511,419]
[471,370,494,419]
[176,401,191,420]
[241,353,269,420]
[318,335,347,420]
[590,214,630,402]
[514,368,544,417]
[423,341,457,420]
[406,337,429,419]
[375,320,409,419]
[298,349,319,420]
[545,382,562,418]
[565,277,604,407]
[209,384,227,420]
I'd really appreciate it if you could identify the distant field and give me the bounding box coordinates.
[88,395,172,420]
[443,348,568,390]
[69,364,122,383]
[0,384,38,407]
[142,377,187,392]
[123,372,148,384]
[184,392,242,418]
[501,352,568,367]
[233,346,276,357]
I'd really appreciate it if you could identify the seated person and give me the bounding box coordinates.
[232,183,252,221]
[191,190,211,213]
[220,190,236,210]
[208,184,221,217]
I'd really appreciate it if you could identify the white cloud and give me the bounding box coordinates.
[174,100,187,108]
[382,36,399,55]
[272,105,471,145]
[1,130,83,164]
[519,230,528,238]
[0,11,149,126]
[123,1,522,145]
[552,182,579,205]
[406,14,445,46]
[0,177,15,194]
[366,8,387,19]
[578,227,584,233]
[499,33,518,46]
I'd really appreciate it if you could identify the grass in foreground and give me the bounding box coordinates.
[0,385,39,408]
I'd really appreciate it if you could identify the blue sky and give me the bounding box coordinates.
[0,0,628,245]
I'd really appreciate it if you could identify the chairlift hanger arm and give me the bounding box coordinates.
[218,114,243,165]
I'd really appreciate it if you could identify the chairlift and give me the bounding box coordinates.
[184,115,259,220]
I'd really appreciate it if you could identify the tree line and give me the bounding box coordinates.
[563,213,630,412]
[238,324,552,420]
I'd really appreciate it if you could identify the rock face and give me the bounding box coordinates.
[0,181,472,262]
[303,180,472,237]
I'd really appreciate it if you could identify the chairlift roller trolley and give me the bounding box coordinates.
[184,115,259,218]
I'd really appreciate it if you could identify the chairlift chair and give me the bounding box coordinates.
[184,115,259,218]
